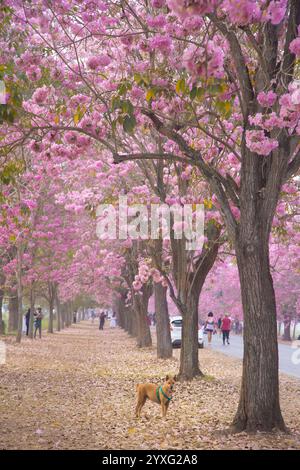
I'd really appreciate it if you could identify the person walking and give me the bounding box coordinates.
[34,307,43,339]
[205,312,216,345]
[99,311,106,330]
[221,314,231,345]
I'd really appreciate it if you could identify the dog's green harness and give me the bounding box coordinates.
[156,386,172,404]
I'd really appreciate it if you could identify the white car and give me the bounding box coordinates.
[170,316,204,349]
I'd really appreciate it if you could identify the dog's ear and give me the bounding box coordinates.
[165,374,169,381]
[173,375,177,382]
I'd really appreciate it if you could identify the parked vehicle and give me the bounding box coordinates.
[170,316,204,348]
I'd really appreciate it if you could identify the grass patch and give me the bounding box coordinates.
[201,374,216,382]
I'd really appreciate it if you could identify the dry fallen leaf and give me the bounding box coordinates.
[0,322,299,450]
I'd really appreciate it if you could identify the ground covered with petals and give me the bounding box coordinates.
[0,323,299,450]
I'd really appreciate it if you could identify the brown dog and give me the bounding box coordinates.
[135,375,176,418]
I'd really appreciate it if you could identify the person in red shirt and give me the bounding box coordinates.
[221,314,231,345]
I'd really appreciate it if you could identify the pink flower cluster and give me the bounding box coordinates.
[133,263,150,290]
[149,35,172,54]
[167,0,218,18]
[182,41,224,79]
[266,0,287,25]
[147,14,167,28]
[245,130,279,156]
[87,54,111,70]
[289,37,300,57]
[151,0,166,7]
[132,263,167,291]
[26,65,42,82]
[222,0,261,25]
[32,86,50,105]
[257,90,277,108]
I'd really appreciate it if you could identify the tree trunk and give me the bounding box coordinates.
[124,307,129,332]
[179,295,202,380]
[67,304,72,327]
[0,288,4,335]
[232,240,286,432]
[48,282,57,333]
[114,294,126,329]
[292,321,297,340]
[175,224,220,380]
[16,250,23,344]
[282,316,292,341]
[133,291,152,348]
[48,299,54,333]
[125,307,136,336]
[0,271,5,334]
[8,293,18,332]
[154,283,172,359]
[61,305,65,329]
[65,304,70,327]
[29,285,35,339]
[16,288,23,343]
[56,294,61,332]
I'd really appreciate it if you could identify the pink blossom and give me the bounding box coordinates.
[51,67,64,81]
[249,113,263,126]
[182,42,224,79]
[76,135,90,148]
[151,0,166,7]
[87,54,111,70]
[167,0,217,18]
[266,0,287,25]
[130,86,144,100]
[246,130,279,156]
[32,86,49,104]
[29,140,44,153]
[290,88,300,106]
[26,65,42,81]
[147,14,167,28]
[263,113,284,131]
[149,35,172,54]
[120,35,134,47]
[133,280,142,290]
[222,0,262,25]
[257,90,277,107]
[64,131,78,145]
[289,37,300,56]
[182,15,204,31]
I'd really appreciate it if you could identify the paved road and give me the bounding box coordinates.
[207,334,300,379]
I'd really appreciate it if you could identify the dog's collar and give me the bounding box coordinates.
[156,386,172,403]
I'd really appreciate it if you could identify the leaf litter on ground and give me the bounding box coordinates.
[0,322,299,450]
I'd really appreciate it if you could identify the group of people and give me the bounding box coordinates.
[204,312,236,346]
[23,307,44,338]
[96,310,117,330]
[89,309,117,330]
